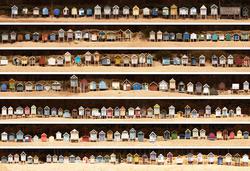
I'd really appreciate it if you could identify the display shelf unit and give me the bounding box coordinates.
[1,1,249,170]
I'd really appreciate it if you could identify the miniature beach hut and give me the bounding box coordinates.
[217,155,223,165]
[200,129,206,139]
[143,7,150,17]
[204,105,211,117]
[190,7,197,18]
[219,55,226,67]
[86,8,93,16]
[56,131,62,141]
[70,129,79,142]
[149,31,156,41]
[157,154,164,165]
[8,154,13,163]
[114,131,121,141]
[169,78,176,91]
[42,7,49,17]
[225,153,232,165]
[152,8,158,17]
[106,130,113,141]
[134,106,141,118]
[41,133,47,142]
[216,130,223,140]
[33,7,40,17]
[78,8,84,17]
[222,129,229,140]
[192,128,199,139]
[66,29,74,41]
[2,33,9,43]
[51,107,57,117]
[176,155,183,165]
[243,56,250,67]
[20,152,26,163]
[63,7,70,17]
[236,130,243,139]
[16,130,24,142]
[179,7,188,18]
[203,84,210,95]
[185,129,191,139]
[112,5,119,18]
[210,4,218,19]
[58,29,65,41]
[178,81,185,93]
[132,5,139,18]
[52,155,58,163]
[126,153,133,163]
[32,32,39,41]
[137,131,144,142]
[186,82,194,94]
[229,131,235,139]
[200,5,207,19]
[21,7,28,16]
[1,132,8,142]
[168,105,175,118]
[46,154,52,163]
[227,54,234,67]
[90,129,98,142]
[123,6,130,18]
[121,130,129,141]
[236,106,242,116]
[150,151,157,164]
[170,4,178,19]
[129,128,136,141]
[149,82,158,91]
[104,6,111,18]
[233,154,240,166]
[162,7,169,17]
[14,154,19,163]
[71,7,78,18]
[181,55,189,65]
[156,31,163,41]
[187,153,194,164]
[208,152,215,164]
[241,154,249,167]
[11,5,18,18]
[94,5,101,19]
[0,56,8,66]
[99,131,106,141]
[215,107,222,117]
[190,33,198,41]
[110,153,116,163]
[159,80,168,91]
[10,31,17,42]
[195,82,202,95]
[165,152,173,164]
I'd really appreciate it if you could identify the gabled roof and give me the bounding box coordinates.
[200,5,207,9]
[95,5,101,9]
[12,5,18,9]
[210,4,218,9]
[90,129,97,134]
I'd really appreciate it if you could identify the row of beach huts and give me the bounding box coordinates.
[1,128,249,143]
[0,76,250,95]
[10,5,249,19]
[1,151,250,166]
[1,29,250,42]
[1,53,250,67]
[0,105,243,119]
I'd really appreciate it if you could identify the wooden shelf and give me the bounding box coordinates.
[0,139,249,148]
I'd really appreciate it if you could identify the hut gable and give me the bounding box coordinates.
[210,4,218,16]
